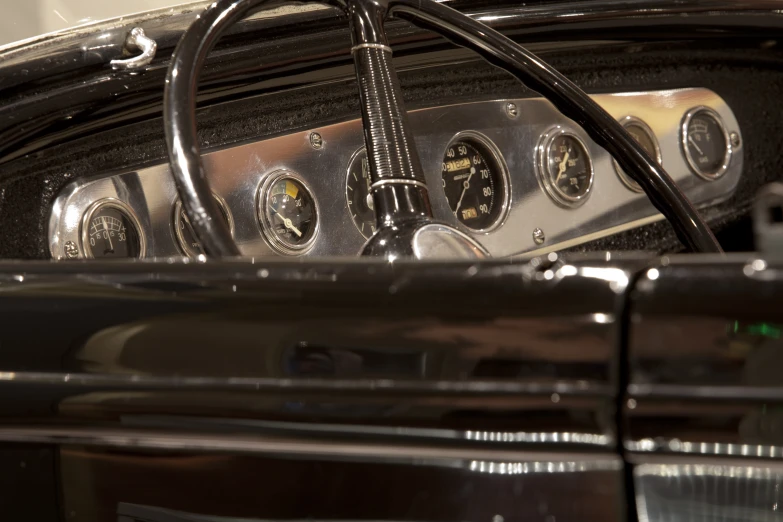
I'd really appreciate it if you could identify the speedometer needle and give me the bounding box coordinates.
[274,211,303,237]
[454,168,475,215]
[102,216,114,253]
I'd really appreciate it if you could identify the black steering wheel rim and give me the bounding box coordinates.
[164,0,722,257]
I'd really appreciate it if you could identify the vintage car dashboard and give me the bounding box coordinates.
[48,87,743,260]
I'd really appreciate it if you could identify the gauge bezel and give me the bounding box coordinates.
[613,116,662,193]
[257,170,319,256]
[681,105,733,181]
[80,198,146,259]
[536,126,595,208]
[173,193,235,258]
[441,130,511,234]
[345,146,377,239]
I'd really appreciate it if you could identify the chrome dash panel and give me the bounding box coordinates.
[49,88,743,259]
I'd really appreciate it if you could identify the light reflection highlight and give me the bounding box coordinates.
[469,459,619,474]
[466,430,611,446]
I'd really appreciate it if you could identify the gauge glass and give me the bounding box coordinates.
[441,133,507,231]
[538,130,594,206]
[346,148,377,239]
[258,173,317,254]
[82,200,143,259]
[683,107,730,179]
[174,195,233,257]
[614,118,661,192]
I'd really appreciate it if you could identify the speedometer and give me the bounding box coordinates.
[441,132,508,231]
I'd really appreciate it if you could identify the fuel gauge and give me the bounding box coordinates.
[682,106,732,180]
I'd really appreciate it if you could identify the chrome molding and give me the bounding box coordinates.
[614,116,662,193]
[49,88,743,259]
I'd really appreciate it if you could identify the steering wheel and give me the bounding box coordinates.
[164,0,722,258]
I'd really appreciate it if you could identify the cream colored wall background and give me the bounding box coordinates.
[0,0,183,46]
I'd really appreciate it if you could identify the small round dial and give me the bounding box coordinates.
[682,107,731,180]
[81,200,144,259]
[346,148,377,239]
[538,129,594,207]
[441,133,508,231]
[258,172,318,255]
[174,195,233,257]
[614,117,661,192]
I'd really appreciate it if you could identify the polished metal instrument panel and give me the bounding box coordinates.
[49,88,742,259]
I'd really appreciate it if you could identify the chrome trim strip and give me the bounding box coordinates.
[0,426,623,463]
[370,179,428,191]
[351,43,393,53]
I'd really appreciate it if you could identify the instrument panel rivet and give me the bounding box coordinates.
[64,240,79,259]
[730,131,741,148]
[505,102,518,118]
[533,227,545,245]
[309,132,324,150]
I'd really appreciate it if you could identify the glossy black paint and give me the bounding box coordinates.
[60,447,623,522]
[2,1,782,170]
[626,257,783,457]
[0,255,628,520]
[0,257,621,440]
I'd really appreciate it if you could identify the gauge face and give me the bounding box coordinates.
[174,196,233,257]
[614,118,660,192]
[346,148,377,239]
[539,130,594,206]
[683,107,730,179]
[441,134,507,230]
[82,201,143,259]
[258,173,317,254]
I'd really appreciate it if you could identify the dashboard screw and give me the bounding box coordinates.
[309,132,323,150]
[505,102,518,118]
[533,228,545,245]
[730,131,741,148]
[64,241,79,259]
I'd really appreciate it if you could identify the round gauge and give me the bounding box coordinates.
[682,106,732,180]
[81,199,144,259]
[258,172,318,255]
[537,128,594,207]
[441,132,508,231]
[346,148,377,239]
[173,195,234,257]
[613,117,661,193]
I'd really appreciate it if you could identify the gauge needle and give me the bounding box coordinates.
[273,211,303,237]
[688,135,704,155]
[101,216,114,253]
[454,168,475,215]
[556,150,570,183]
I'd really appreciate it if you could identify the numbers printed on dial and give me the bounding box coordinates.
[83,203,142,259]
[685,109,729,178]
[441,137,505,230]
[259,173,318,254]
[544,133,593,204]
